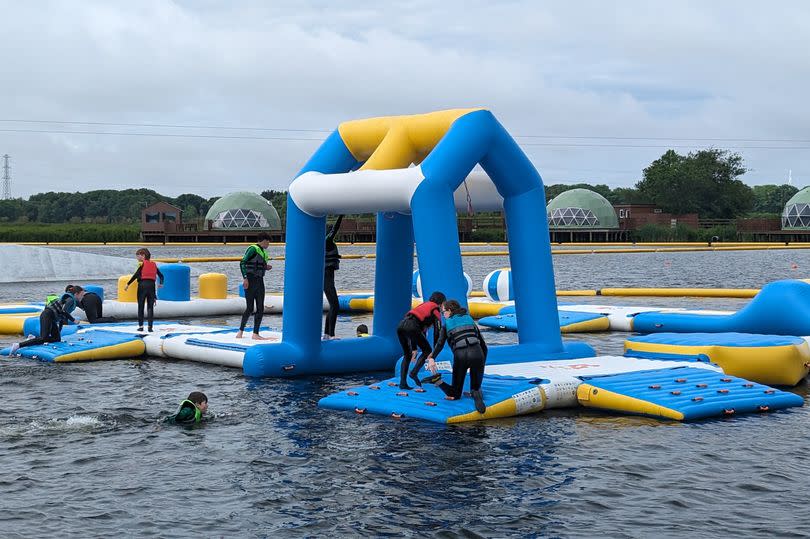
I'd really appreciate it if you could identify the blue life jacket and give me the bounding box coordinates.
[444,313,481,349]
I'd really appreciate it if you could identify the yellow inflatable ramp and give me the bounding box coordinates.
[577,367,803,420]
[625,333,810,386]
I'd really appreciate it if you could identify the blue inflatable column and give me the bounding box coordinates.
[156,263,191,301]
[83,284,104,302]
[280,201,326,358]
[372,212,414,339]
[479,116,562,352]
[411,184,469,305]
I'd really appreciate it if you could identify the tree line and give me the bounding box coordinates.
[0,149,799,225]
[545,149,797,218]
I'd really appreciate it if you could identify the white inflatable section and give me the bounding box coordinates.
[161,330,282,368]
[290,167,503,217]
[76,295,334,321]
[76,323,228,356]
[0,245,142,284]
[486,355,722,409]
[557,304,735,331]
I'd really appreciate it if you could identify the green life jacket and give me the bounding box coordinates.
[242,244,269,278]
[175,399,202,423]
[46,294,58,305]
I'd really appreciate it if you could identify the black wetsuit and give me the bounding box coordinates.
[239,244,269,334]
[396,301,442,389]
[323,215,343,337]
[432,313,487,403]
[20,295,76,348]
[79,292,116,324]
[127,262,165,330]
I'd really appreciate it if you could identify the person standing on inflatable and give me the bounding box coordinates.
[395,291,446,389]
[323,215,344,339]
[8,289,79,355]
[424,299,488,414]
[236,232,272,340]
[124,248,164,332]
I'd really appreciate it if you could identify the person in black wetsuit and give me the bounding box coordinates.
[323,215,344,339]
[123,248,165,332]
[395,291,446,389]
[8,291,79,356]
[74,286,117,324]
[236,232,272,340]
[424,299,488,414]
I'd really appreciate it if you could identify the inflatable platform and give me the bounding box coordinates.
[479,309,609,333]
[319,355,803,423]
[625,333,810,386]
[1,329,145,362]
[161,329,282,368]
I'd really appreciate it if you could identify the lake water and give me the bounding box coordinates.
[1,245,809,538]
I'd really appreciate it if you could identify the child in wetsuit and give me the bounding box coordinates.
[8,291,78,355]
[124,248,164,332]
[236,232,272,340]
[323,215,344,339]
[75,285,116,324]
[166,391,208,424]
[424,299,488,414]
[395,291,446,389]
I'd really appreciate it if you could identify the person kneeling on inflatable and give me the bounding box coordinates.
[9,289,80,356]
[423,299,488,414]
[166,391,208,425]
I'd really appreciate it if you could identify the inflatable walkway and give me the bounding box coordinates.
[319,355,803,423]
[480,280,810,336]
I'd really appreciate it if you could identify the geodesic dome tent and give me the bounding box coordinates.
[781,187,810,229]
[546,188,618,228]
[204,192,281,230]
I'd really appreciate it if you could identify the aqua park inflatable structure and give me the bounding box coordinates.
[242,108,594,378]
[240,108,803,423]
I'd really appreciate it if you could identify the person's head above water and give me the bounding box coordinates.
[356,324,369,336]
[187,391,208,414]
[428,291,446,305]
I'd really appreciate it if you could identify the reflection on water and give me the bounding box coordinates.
[1,246,809,537]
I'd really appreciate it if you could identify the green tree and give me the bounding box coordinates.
[261,189,287,223]
[751,184,797,215]
[636,149,751,218]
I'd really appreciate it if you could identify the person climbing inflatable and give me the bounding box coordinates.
[424,299,488,414]
[395,291,446,389]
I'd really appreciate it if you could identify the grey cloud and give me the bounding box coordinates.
[0,0,808,198]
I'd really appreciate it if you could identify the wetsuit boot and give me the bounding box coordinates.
[471,389,486,414]
[409,357,425,387]
[399,359,413,390]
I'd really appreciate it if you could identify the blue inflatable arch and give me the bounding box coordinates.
[243,109,593,377]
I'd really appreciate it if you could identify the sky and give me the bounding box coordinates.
[1,0,809,198]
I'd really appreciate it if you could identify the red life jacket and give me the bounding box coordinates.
[140,259,158,281]
[407,301,440,325]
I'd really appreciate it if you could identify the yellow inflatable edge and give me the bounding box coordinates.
[624,340,810,387]
[577,384,685,420]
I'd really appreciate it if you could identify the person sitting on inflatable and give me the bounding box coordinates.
[395,291,446,390]
[423,299,488,414]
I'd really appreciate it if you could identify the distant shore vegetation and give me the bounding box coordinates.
[0,150,797,242]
